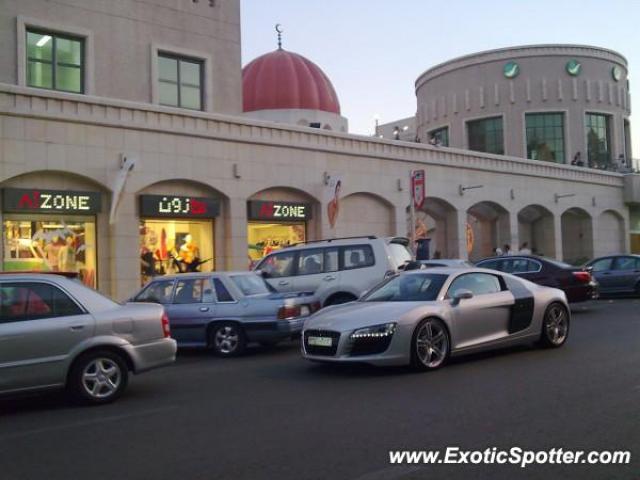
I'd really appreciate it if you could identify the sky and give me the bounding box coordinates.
[241,0,639,156]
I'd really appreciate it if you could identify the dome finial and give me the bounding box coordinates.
[275,24,283,50]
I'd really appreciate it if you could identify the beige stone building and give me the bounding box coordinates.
[1,0,639,301]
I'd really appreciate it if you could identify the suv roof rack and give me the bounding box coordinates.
[289,235,378,247]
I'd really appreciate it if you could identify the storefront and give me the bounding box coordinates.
[2,188,101,288]
[139,194,220,284]
[247,200,310,266]
[631,207,640,254]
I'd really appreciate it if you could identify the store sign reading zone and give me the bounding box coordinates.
[248,201,311,221]
[2,188,102,214]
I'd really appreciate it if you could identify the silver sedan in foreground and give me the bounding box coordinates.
[0,274,177,404]
[302,268,569,370]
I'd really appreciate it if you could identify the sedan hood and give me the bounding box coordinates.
[306,301,436,332]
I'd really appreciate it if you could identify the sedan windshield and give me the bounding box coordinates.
[362,273,448,302]
[230,274,272,296]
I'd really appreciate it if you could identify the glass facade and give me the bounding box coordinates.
[26,30,83,93]
[247,222,306,268]
[158,54,203,110]
[525,113,565,163]
[467,117,504,154]
[3,214,97,288]
[585,113,611,168]
[428,127,449,146]
[140,219,214,285]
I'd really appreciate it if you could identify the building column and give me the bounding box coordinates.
[509,210,519,252]
[108,191,140,301]
[225,197,248,271]
[456,209,468,260]
[394,203,407,239]
[553,214,564,261]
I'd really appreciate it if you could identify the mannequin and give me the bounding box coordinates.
[58,236,77,273]
[179,234,199,267]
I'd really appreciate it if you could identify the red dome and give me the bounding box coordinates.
[243,50,341,114]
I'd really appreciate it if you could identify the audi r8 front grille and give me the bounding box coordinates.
[303,330,341,356]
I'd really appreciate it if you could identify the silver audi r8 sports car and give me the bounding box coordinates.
[302,268,570,371]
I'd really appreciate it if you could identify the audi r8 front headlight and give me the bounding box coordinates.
[350,323,396,339]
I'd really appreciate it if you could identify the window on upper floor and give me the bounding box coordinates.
[428,126,449,147]
[158,53,203,110]
[26,29,84,93]
[525,113,565,163]
[467,117,504,155]
[585,113,612,169]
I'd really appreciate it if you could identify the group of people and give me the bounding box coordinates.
[493,242,533,256]
[571,151,633,172]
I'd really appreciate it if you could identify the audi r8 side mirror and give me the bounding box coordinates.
[452,289,474,305]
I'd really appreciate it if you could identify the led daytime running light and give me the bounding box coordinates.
[351,323,396,339]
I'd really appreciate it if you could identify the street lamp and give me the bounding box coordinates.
[458,184,484,196]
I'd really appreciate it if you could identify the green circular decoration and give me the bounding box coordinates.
[566,59,582,76]
[612,65,622,82]
[503,61,520,79]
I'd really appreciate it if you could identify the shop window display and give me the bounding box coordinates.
[247,222,305,268]
[3,214,97,288]
[140,219,214,285]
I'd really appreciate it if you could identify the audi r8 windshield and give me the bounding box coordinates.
[362,273,448,302]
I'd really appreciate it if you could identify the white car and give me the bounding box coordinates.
[0,273,177,404]
[302,268,569,370]
[254,236,413,307]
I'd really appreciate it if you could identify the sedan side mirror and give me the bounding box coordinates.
[452,289,473,305]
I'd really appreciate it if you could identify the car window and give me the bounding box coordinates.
[298,249,324,275]
[174,279,205,304]
[213,278,235,302]
[477,259,501,271]
[342,245,375,270]
[0,282,83,322]
[258,251,297,278]
[136,280,175,304]
[362,273,448,302]
[324,247,339,273]
[613,257,637,271]
[590,258,612,272]
[448,273,502,297]
[230,274,271,296]
[506,258,539,273]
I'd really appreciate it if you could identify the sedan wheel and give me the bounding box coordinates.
[211,323,246,357]
[411,318,450,371]
[540,303,569,348]
[68,350,128,405]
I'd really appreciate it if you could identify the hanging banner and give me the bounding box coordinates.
[411,169,425,209]
[324,174,343,229]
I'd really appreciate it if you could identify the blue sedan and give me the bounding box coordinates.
[586,255,640,296]
[132,272,320,356]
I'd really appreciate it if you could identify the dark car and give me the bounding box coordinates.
[585,255,640,296]
[131,271,320,356]
[475,255,598,303]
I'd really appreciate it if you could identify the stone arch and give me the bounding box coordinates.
[415,197,460,259]
[336,192,394,238]
[517,204,555,257]
[561,207,593,264]
[467,201,510,261]
[0,170,111,292]
[597,209,625,255]
[247,186,321,264]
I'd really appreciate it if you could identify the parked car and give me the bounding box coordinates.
[254,236,413,307]
[419,259,474,269]
[131,271,320,356]
[0,273,176,405]
[302,268,569,370]
[585,255,640,296]
[475,255,598,303]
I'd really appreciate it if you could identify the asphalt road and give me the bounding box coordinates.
[1,299,639,480]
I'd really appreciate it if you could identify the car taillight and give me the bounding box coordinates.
[161,311,171,338]
[278,305,301,320]
[572,271,591,283]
